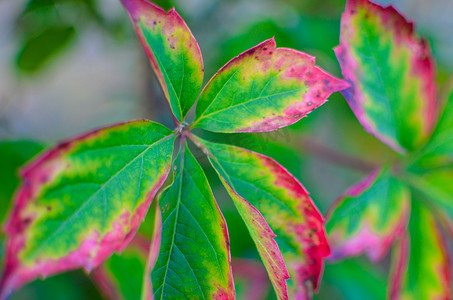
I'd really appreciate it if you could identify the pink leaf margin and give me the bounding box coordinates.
[219,177,291,300]
[335,0,438,153]
[0,120,173,299]
[326,169,410,262]
[195,38,349,133]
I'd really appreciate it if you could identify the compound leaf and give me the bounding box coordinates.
[326,167,410,261]
[0,120,175,297]
[389,201,451,299]
[151,143,234,299]
[121,0,204,122]
[194,136,330,299]
[193,38,348,133]
[335,0,438,152]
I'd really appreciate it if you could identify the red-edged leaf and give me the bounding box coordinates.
[193,38,348,133]
[389,201,451,299]
[326,167,410,261]
[192,135,330,299]
[0,120,175,298]
[121,0,204,122]
[335,0,438,152]
[220,178,290,299]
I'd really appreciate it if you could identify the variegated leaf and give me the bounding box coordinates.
[193,136,330,299]
[389,201,451,299]
[326,167,410,261]
[335,0,438,152]
[193,38,348,133]
[121,0,204,122]
[0,120,175,297]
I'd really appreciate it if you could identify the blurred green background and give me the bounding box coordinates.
[0,0,452,299]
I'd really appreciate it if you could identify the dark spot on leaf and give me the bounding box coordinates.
[316,94,320,98]
[153,21,157,25]
[46,206,52,211]
[323,79,330,85]
[170,44,175,49]
[161,206,165,213]
[166,203,169,210]
[293,114,302,118]
[263,47,267,50]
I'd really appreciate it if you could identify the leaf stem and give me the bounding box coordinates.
[296,136,380,173]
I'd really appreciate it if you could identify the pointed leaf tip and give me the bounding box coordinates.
[0,120,175,297]
[121,0,204,122]
[194,39,348,133]
[336,0,438,152]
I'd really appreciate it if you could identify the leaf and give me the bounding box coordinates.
[121,0,204,122]
[389,201,451,299]
[335,0,438,153]
[92,235,150,300]
[193,136,330,299]
[326,167,410,261]
[193,38,348,133]
[219,176,290,299]
[17,25,76,73]
[150,143,234,299]
[415,88,453,168]
[402,170,453,237]
[0,141,44,226]
[0,120,176,297]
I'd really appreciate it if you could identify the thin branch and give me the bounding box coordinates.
[297,136,380,173]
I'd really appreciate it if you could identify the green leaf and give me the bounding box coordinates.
[16,25,76,73]
[335,0,438,152]
[415,88,453,168]
[193,136,330,298]
[121,0,204,122]
[402,170,453,237]
[0,141,44,226]
[389,201,451,299]
[151,143,234,299]
[92,235,150,300]
[0,120,175,297]
[326,167,410,261]
[193,38,348,133]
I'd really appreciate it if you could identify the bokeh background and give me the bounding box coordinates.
[0,0,452,299]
